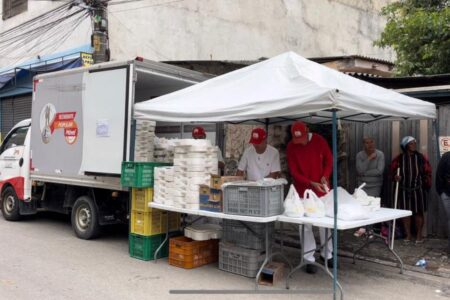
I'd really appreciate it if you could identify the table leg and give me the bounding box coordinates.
[255,222,270,289]
[285,226,344,300]
[154,211,170,263]
[352,229,404,274]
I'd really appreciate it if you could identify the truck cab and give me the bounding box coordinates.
[0,119,32,220]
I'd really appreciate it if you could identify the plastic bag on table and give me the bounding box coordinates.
[322,187,369,221]
[353,183,368,199]
[303,189,325,218]
[283,184,304,217]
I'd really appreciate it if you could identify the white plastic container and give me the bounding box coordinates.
[184,224,223,241]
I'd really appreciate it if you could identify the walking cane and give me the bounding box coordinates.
[390,168,400,250]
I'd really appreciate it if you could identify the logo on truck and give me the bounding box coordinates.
[40,103,79,145]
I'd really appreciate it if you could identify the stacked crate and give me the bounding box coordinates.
[169,236,219,269]
[219,220,271,277]
[219,182,283,277]
[121,161,180,261]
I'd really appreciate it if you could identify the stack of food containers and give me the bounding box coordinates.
[153,137,175,163]
[134,120,156,162]
[153,166,174,206]
[169,139,219,209]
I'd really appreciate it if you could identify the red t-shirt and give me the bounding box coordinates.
[286,133,333,197]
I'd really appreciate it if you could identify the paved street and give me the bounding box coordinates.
[0,213,449,300]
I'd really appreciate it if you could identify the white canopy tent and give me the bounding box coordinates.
[135,51,436,123]
[134,52,437,298]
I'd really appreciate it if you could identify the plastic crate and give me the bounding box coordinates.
[131,188,153,212]
[129,233,168,261]
[223,184,283,217]
[131,210,180,236]
[169,236,219,269]
[130,210,165,236]
[121,162,171,188]
[218,242,265,278]
[222,220,273,250]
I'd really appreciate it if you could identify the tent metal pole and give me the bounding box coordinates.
[434,116,441,160]
[332,110,338,300]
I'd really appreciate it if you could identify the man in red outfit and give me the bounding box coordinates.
[286,121,333,274]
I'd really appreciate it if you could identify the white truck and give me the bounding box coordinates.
[0,59,209,239]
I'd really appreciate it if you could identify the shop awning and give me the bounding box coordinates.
[134,51,436,123]
[0,57,83,97]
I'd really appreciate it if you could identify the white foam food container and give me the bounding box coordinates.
[184,224,222,241]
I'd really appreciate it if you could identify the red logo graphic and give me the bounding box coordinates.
[49,112,78,145]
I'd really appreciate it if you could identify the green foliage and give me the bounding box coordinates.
[375,0,450,75]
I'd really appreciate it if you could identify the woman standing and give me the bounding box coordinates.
[391,136,432,244]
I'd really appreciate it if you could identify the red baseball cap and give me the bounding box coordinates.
[291,121,308,144]
[249,128,267,145]
[192,126,206,139]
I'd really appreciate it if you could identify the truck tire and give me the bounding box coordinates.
[1,186,21,221]
[71,196,100,240]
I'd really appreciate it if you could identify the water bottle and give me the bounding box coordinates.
[415,258,427,268]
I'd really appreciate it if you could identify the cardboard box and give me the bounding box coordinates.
[210,188,222,201]
[199,184,210,195]
[258,262,285,286]
[199,189,222,212]
[210,175,244,189]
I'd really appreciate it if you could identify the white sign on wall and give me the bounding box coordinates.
[439,136,450,156]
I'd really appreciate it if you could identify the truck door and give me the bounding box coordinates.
[0,125,30,200]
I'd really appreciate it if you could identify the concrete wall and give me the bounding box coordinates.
[108,0,395,61]
[1,0,394,68]
[0,1,91,69]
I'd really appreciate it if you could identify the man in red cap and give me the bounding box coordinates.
[286,121,333,274]
[192,126,225,173]
[236,128,280,181]
[192,126,206,139]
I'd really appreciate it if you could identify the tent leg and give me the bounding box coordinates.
[332,110,339,300]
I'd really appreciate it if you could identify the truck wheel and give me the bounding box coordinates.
[1,186,21,221]
[71,196,100,240]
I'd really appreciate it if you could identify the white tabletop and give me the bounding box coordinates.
[149,202,278,223]
[277,208,412,230]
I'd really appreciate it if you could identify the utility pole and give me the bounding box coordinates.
[84,0,110,63]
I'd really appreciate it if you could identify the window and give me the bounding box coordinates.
[2,0,28,20]
[0,126,28,154]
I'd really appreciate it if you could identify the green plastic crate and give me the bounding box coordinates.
[129,233,168,261]
[121,162,171,188]
[129,231,182,261]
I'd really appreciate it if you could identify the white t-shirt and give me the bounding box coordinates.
[238,145,281,181]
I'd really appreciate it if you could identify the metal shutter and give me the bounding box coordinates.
[12,94,32,124]
[0,94,32,138]
[1,97,14,136]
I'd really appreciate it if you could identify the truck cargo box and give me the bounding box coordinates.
[30,59,209,190]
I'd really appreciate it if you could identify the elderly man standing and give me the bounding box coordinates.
[286,121,333,274]
[236,128,281,181]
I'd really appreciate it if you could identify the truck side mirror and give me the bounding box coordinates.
[19,158,23,167]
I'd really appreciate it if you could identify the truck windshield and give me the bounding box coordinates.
[0,126,29,154]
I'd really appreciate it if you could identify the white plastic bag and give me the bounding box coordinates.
[303,189,326,218]
[322,187,369,221]
[283,185,304,217]
[352,183,381,212]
